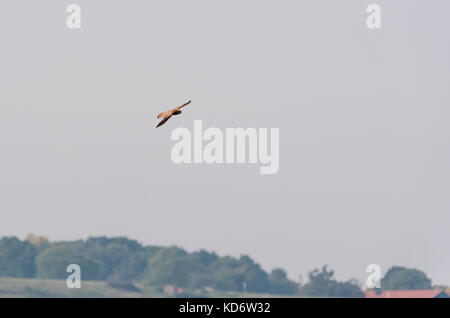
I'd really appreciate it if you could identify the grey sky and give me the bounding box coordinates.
[1,0,449,285]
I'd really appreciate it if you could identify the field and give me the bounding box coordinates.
[0,278,285,298]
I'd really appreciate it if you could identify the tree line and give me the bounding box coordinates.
[0,235,436,296]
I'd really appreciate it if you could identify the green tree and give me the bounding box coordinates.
[144,246,191,286]
[268,268,299,295]
[236,255,270,292]
[83,236,153,281]
[299,266,364,297]
[35,242,102,280]
[381,266,432,290]
[0,237,38,278]
[210,255,270,293]
[107,245,160,283]
[185,250,218,288]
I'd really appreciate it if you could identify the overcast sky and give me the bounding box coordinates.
[1,0,449,285]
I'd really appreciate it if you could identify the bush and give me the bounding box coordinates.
[381,266,432,290]
[35,243,102,280]
[0,237,38,278]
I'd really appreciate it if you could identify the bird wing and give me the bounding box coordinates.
[156,115,171,128]
[174,100,191,111]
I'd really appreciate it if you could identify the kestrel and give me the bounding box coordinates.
[156,100,191,128]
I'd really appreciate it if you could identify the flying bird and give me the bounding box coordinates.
[156,100,192,128]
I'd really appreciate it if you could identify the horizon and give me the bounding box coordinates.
[6,232,446,287]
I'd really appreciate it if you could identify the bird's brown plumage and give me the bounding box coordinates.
[156,100,191,128]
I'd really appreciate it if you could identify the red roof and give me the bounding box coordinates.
[365,289,448,298]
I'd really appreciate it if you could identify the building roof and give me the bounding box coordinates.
[365,289,448,298]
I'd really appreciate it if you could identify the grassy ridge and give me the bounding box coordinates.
[0,277,146,298]
[0,277,287,298]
